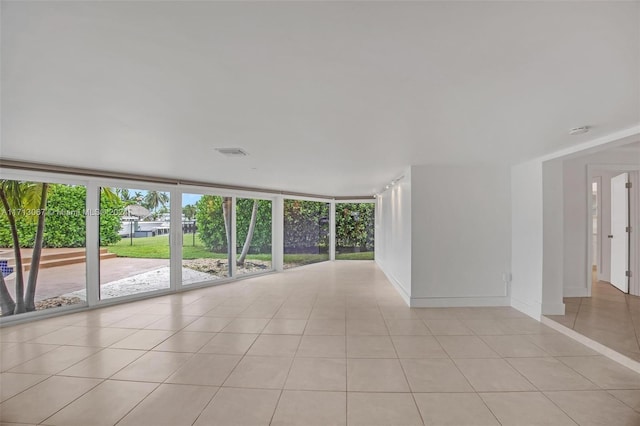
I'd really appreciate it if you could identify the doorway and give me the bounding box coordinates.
[610,172,630,293]
[588,167,639,297]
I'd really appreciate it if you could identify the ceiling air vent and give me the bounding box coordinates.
[215,148,248,157]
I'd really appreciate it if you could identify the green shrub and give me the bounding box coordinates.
[196,196,273,253]
[0,184,123,248]
[195,195,227,252]
[335,202,375,251]
[236,198,272,254]
[283,200,329,253]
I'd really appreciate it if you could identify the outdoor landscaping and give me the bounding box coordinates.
[0,179,374,317]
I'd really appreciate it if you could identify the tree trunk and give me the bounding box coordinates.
[0,270,16,316]
[0,188,25,314]
[25,183,48,312]
[237,200,258,266]
[221,197,232,256]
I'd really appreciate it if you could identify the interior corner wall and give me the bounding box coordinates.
[375,168,412,305]
[511,160,544,320]
[562,148,640,297]
[409,165,511,307]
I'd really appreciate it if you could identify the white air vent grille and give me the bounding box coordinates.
[216,148,248,157]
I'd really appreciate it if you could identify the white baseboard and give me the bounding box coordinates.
[375,261,411,306]
[510,297,542,320]
[541,302,565,315]
[410,296,509,308]
[563,287,589,298]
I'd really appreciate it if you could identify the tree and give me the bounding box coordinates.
[221,197,232,255]
[182,204,196,220]
[0,183,121,316]
[143,191,169,214]
[196,197,272,255]
[0,180,48,314]
[237,199,258,266]
[195,196,227,252]
[116,188,132,204]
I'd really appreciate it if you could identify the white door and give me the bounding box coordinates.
[610,172,629,293]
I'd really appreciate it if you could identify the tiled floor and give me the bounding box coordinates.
[547,276,640,362]
[1,261,640,425]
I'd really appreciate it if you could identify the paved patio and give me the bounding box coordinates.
[3,258,168,302]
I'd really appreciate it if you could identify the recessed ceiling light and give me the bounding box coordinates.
[569,126,590,135]
[215,148,248,157]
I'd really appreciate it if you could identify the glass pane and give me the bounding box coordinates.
[182,193,231,285]
[283,199,330,269]
[236,198,272,276]
[335,203,375,260]
[0,181,86,316]
[100,187,170,299]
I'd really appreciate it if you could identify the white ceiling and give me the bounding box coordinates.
[2,1,639,196]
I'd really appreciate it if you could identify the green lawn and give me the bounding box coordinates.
[106,234,373,264]
[106,234,271,261]
[335,251,374,260]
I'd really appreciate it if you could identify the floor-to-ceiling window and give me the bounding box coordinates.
[335,202,375,260]
[0,179,87,316]
[236,198,272,276]
[1,170,351,324]
[182,193,232,285]
[99,187,171,299]
[283,199,330,269]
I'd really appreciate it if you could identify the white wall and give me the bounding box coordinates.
[409,165,511,307]
[562,147,640,297]
[511,160,544,319]
[375,168,412,304]
[542,159,565,314]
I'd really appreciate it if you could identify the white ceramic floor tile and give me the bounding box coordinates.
[480,392,577,426]
[193,387,279,426]
[109,329,175,350]
[111,351,192,382]
[347,358,409,392]
[41,380,157,426]
[117,383,217,426]
[272,390,346,426]
[58,348,145,379]
[347,392,422,426]
[507,357,599,390]
[558,356,640,389]
[414,393,499,426]
[166,353,240,386]
[223,356,293,389]
[8,346,101,375]
[0,373,49,402]
[454,358,536,392]
[285,357,346,391]
[152,331,215,353]
[545,390,640,426]
[400,358,473,392]
[0,376,101,424]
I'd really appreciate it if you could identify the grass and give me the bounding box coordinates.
[106,234,271,261]
[282,253,329,268]
[336,251,374,260]
[106,234,373,265]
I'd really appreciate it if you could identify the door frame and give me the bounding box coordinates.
[592,176,603,282]
[587,165,639,296]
